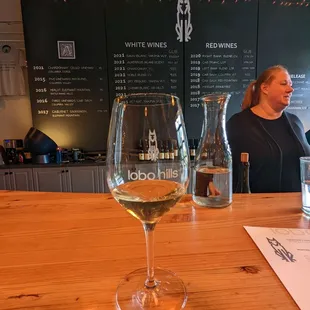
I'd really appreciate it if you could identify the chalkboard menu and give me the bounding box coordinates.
[184,0,258,139]
[258,0,310,132]
[105,0,183,107]
[21,0,310,151]
[21,0,110,151]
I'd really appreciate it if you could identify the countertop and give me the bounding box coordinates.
[0,191,309,309]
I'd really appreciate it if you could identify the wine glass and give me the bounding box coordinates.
[106,93,190,309]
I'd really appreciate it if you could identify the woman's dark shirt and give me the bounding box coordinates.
[226,109,310,193]
[252,112,302,192]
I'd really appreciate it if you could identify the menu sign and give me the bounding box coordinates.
[184,0,258,139]
[105,0,183,107]
[21,0,110,151]
[245,226,310,310]
[257,0,310,132]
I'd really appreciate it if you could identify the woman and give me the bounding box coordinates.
[227,65,310,193]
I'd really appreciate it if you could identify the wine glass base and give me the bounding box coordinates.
[115,267,187,309]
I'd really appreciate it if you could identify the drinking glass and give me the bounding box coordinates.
[300,157,310,216]
[106,93,190,309]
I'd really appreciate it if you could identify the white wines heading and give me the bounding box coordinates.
[124,42,168,48]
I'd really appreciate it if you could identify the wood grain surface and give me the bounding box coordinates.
[0,190,309,309]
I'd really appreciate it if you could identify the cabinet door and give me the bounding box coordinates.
[99,166,109,193]
[33,168,67,192]
[66,166,99,193]
[10,168,34,191]
[0,170,11,190]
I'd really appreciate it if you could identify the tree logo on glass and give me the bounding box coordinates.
[267,237,296,263]
[148,129,159,162]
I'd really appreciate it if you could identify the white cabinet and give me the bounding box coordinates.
[33,167,66,192]
[67,166,99,193]
[0,168,34,191]
[11,168,34,191]
[33,166,99,193]
[0,169,11,190]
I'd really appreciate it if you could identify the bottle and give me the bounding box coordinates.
[159,140,165,160]
[192,94,232,208]
[235,152,251,193]
[18,151,24,163]
[144,139,150,161]
[56,147,62,164]
[169,140,175,160]
[72,148,80,162]
[173,139,179,158]
[0,145,6,165]
[138,139,145,161]
[189,139,196,161]
[164,140,170,160]
[194,139,199,152]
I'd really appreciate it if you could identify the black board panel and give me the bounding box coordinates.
[184,0,258,139]
[105,0,184,107]
[258,0,310,132]
[21,0,110,151]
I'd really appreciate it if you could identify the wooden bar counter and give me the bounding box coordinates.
[0,190,309,309]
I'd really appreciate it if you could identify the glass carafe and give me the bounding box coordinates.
[192,94,232,208]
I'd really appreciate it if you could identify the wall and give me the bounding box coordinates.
[0,0,33,144]
[0,97,32,141]
[22,0,310,152]
[2,0,310,148]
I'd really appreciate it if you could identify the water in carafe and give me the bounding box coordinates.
[192,94,232,208]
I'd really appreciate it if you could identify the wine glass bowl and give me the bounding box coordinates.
[106,93,190,309]
[113,179,186,224]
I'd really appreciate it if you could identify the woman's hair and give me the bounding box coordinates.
[241,65,288,110]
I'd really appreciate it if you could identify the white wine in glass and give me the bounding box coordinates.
[106,93,190,309]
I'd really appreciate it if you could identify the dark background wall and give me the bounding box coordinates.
[21,0,310,151]
[257,0,310,131]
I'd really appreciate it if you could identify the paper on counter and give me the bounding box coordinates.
[244,226,310,310]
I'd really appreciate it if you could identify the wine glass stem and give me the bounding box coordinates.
[143,222,157,288]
